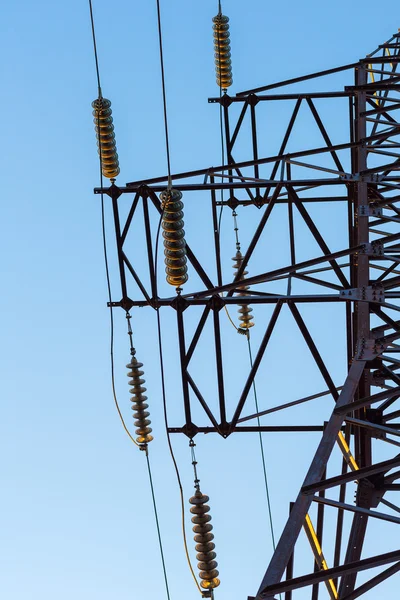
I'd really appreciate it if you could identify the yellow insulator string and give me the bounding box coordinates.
[189,440,220,592]
[216,1,227,235]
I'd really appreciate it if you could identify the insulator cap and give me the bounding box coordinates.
[189,489,220,590]
[92,97,120,179]
[232,250,254,329]
[127,354,153,445]
[160,188,189,287]
[213,13,233,90]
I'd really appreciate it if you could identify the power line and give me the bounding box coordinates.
[152,0,202,591]
[246,334,277,552]
[88,4,173,599]
[155,0,172,184]
[88,0,102,95]
[154,212,203,595]
[146,452,172,600]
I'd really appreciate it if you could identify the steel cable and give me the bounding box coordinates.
[155,0,172,184]
[154,214,203,595]
[88,4,172,599]
[153,0,202,590]
[146,452,172,600]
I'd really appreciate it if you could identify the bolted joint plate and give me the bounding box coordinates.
[340,285,384,303]
[360,241,384,257]
[358,204,383,217]
[355,338,387,360]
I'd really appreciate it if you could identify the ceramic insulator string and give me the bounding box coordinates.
[160,188,189,287]
[92,97,120,179]
[232,251,254,331]
[213,11,233,91]
[189,490,220,591]
[127,351,153,446]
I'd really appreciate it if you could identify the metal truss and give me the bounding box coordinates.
[96,30,400,600]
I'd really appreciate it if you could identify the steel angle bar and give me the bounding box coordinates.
[229,302,283,431]
[122,252,152,304]
[366,147,400,159]
[293,273,344,291]
[185,307,211,366]
[210,179,223,287]
[99,179,349,194]
[256,360,366,597]
[266,99,302,192]
[229,99,249,149]
[124,138,362,188]
[176,308,193,428]
[363,101,400,116]
[224,185,284,297]
[333,428,352,582]
[236,62,359,96]
[238,388,343,424]
[253,550,400,598]
[340,561,400,600]
[335,387,400,414]
[384,468,400,483]
[111,195,129,300]
[303,513,338,600]
[289,302,338,399]
[312,496,400,525]
[211,309,227,428]
[183,245,363,301]
[121,191,140,244]
[306,98,346,173]
[211,91,354,103]
[381,498,400,514]
[346,416,400,438]
[142,196,157,299]
[365,117,398,127]
[381,363,400,386]
[288,187,349,287]
[185,372,221,432]
[302,456,400,495]
[285,158,348,177]
[168,425,340,434]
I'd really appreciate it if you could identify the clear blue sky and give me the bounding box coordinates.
[2,1,400,599]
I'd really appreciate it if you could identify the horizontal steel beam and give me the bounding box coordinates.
[167,425,336,434]
[209,91,354,103]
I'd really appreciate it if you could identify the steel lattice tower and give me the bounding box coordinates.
[96,30,400,600]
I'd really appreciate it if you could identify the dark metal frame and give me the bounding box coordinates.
[96,30,400,600]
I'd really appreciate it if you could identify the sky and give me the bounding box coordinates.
[2,1,400,599]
